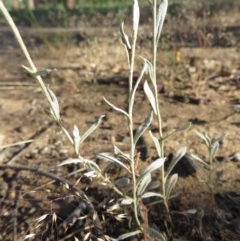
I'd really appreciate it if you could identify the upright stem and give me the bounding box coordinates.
[152,0,163,143]
[127,2,141,228]
[208,147,215,206]
[152,0,171,224]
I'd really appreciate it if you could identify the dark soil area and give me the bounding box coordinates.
[0,2,240,241]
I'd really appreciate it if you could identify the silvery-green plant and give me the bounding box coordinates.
[100,0,192,239]
[0,0,192,240]
[0,1,156,239]
[143,0,191,224]
[192,131,226,205]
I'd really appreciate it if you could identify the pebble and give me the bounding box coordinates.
[231,152,240,162]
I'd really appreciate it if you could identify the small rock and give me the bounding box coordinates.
[231,152,240,162]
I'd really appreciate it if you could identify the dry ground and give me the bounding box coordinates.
[0,6,240,241]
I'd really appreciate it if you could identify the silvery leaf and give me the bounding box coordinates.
[173,209,197,215]
[120,22,131,50]
[141,191,163,199]
[114,177,131,187]
[80,115,104,144]
[145,59,155,85]
[114,145,130,160]
[191,154,208,167]
[120,198,133,205]
[139,158,165,182]
[133,0,140,38]
[156,0,168,44]
[84,170,96,178]
[103,97,129,118]
[214,133,227,144]
[35,68,56,77]
[47,86,60,121]
[58,158,84,166]
[97,153,131,173]
[117,230,142,240]
[210,141,219,158]
[165,147,186,179]
[35,213,49,223]
[165,173,178,200]
[137,173,151,197]
[21,65,35,75]
[131,59,148,99]
[24,233,36,239]
[134,112,153,145]
[73,125,80,154]
[175,122,192,132]
[195,131,210,146]
[144,81,157,115]
[149,130,161,157]
[73,125,80,139]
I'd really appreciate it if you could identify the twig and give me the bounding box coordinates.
[0,164,103,231]
[0,164,85,199]
[0,139,33,150]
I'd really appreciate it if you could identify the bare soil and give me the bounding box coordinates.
[0,7,240,241]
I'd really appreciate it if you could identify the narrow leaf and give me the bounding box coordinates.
[58,158,84,166]
[137,173,151,197]
[103,97,129,118]
[139,158,165,182]
[144,81,157,115]
[133,0,140,38]
[35,214,49,223]
[73,125,80,140]
[73,125,80,154]
[156,0,168,44]
[24,234,36,239]
[97,153,131,173]
[195,131,210,146]
[120,22,131,50]
[21,65,35,75]
[214,133,227,144]
[47,87,60,121]
[149,130,161,157]
[114,145,130,161]
[173,209,197,215]
[84,170,96,178]
[131,59,148,99]
[141,191,164,199]
[175,122,192,132]
[191,154,209,168]
[120,23,130,67]
[134,112,153,145]
[114,177,131,187]
[34,68,56,77]
[165,147,186,179]
[80,115,104,143]
[210,141,219,158]
[145,59,155,86]
[120,198,133,205]
[165,173,178,200]
[117,230,142,240]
